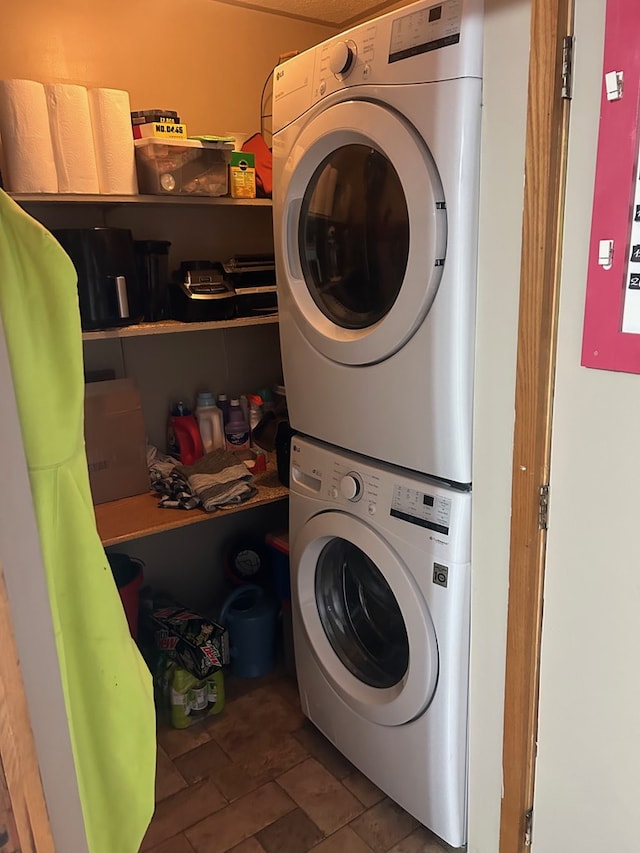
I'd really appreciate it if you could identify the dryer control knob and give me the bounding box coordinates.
[340,473,362,501]
[329,41,355,76]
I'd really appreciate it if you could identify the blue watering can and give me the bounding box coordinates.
[219,584,278,678]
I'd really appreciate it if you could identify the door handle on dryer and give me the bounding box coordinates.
[285,198,303,281]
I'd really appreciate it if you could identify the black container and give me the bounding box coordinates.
[54,227,142,331]
[223,255,277,317]
[170,260,236,322]
[135,239,172,322]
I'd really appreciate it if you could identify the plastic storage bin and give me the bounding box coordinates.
[134,139,233,196]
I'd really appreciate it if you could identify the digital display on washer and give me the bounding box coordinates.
[388,0,462,64]
[390,485,451,534]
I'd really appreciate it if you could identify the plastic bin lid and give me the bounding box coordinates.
[134,138,234,150]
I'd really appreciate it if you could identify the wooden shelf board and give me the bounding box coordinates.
[96,466,288,547]
[82,314,278,341]
[11,193,272,207]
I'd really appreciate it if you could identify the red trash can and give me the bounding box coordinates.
[107,553,144,639]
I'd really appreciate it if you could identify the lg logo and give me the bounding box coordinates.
[276,69,285,81]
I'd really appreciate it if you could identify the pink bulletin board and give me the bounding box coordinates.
[581,0,640,373]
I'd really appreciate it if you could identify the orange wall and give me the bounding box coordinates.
[0,0,336,136]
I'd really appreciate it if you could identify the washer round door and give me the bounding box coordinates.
[293,512,439,727]
[278,99,447,366]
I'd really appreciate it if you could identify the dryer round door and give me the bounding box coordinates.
[279,99,447,366]
[293,512,439,727]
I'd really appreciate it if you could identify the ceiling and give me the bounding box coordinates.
[215,0,402,28]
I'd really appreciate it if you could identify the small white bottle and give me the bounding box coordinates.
[195,392,225,454]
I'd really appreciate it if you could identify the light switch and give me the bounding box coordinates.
[605,70,624,101]
[598,239,614,269]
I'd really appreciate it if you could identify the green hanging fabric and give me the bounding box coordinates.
[0,190,155,852]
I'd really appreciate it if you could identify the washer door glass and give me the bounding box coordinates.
[300,145,409,330]
[294,511,438,726]
[315,537,409,688]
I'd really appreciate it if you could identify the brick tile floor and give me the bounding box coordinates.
[141,671,454,853]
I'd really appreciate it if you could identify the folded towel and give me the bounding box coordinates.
[179,448,256,511]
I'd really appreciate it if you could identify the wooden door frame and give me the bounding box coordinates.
[499,0,574,850]
[0,562,55,853]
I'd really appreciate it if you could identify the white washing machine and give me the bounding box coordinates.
[289,435,471,847]
[273,0,483,487]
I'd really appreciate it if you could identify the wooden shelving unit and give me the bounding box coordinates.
[82,314,278,341]
[17,190,286,548]
[95,463,288,547]
[11,193,272,208]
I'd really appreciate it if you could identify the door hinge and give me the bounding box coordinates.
[524,808,534,846]
[538,484,550,530]
[561,35,574,99]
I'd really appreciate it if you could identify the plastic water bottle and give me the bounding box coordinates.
[195,392,225,454]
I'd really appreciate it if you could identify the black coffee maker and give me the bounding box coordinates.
[54,227,143,331]
[135,239,172,322]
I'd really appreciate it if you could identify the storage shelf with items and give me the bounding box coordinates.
[17,193,287,613]
[81,314,278,342]
[11,193,271,208]
[96,461,288,547]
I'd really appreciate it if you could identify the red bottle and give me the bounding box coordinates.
[167,402,203,465]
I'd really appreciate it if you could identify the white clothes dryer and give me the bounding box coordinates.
[289,435,471,847]
[273,0,483,487]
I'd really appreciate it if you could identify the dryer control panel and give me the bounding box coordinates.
[272,0,482,135]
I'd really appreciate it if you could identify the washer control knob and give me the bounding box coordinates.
[340,473,362,501]
[329,41,355,76]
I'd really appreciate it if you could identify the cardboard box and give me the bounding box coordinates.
[230,151,256,199]
[146,602,229,678]
[84,379,149,504]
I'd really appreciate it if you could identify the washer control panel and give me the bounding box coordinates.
[290,437,471,562]
[328,40,357,78]
[390,485,452,535]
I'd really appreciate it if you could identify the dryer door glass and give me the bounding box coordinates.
[315,536,409,688]
[299,145,409,329]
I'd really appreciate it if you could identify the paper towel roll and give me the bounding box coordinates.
[0,79,58,193]
[46,83,100,194]
[88,87,137,195]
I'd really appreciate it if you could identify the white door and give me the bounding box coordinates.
[278,99,447,366]
[293,511,439,727]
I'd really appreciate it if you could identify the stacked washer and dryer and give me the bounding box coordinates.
[272,0,482,847]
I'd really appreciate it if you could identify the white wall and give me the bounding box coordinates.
[468,0,530,850]
[533,0,640,849]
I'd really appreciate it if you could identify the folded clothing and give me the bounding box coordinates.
[148,445,198,509]
[180,448,256,511]
[147,445,255,511]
